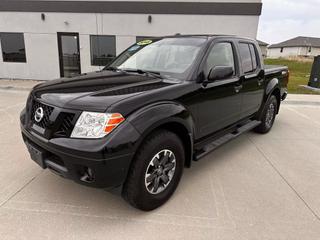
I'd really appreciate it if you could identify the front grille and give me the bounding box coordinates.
[54,112,76,137]
[28,99,78,138]
[31,101,54,129]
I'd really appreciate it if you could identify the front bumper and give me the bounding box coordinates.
[20,116,140,189]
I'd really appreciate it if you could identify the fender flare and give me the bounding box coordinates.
[127,101,195,167]
[266,78,279,96]
[257,78,281,119]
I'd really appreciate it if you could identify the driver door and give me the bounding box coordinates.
[196,41,243,138]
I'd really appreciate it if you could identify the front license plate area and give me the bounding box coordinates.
[26,142,47,169]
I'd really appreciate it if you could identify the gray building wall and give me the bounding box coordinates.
[0,0,262,80]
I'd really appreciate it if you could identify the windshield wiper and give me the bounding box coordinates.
[121,68,163,79]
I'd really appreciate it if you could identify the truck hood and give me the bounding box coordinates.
[32,71,175,112]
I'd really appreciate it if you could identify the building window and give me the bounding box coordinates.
[90,35,116,66]
[0,33,26,63]
[280,47,284,53]
[309,46,312,53]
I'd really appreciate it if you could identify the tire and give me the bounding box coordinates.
[254,95,278,134]
[122,130,185,211]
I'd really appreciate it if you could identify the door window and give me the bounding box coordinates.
[249,44,258,70]
[239,43,259,73]
[204,42,235,78]
[58,33,81,77]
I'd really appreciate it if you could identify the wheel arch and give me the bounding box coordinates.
[265,77,281,114]
[256,78,281,120]
[271,87,281,113]
[127,102,195,168]
[140,121,193,168]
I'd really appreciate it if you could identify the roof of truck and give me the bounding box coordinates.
[158,34,256,41]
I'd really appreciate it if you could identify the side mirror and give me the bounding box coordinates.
[207,66,234,82]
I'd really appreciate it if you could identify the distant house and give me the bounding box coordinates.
[268,36,320,58]
[257,40,268,58]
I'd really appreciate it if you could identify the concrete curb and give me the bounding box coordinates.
[0,86,32,91]
[300,85,320,93]
[0,79,42,91]
[282,101,320,106]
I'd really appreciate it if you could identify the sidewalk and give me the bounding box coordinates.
[284,93,320,105]
[1,79,320,105]
[0,79,42,91]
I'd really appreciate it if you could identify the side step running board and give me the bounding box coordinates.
[194,120,261,161]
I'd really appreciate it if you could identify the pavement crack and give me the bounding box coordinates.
[0,171,43,208]
[248,136,320,222]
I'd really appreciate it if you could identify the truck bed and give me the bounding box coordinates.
[265,65,288,75]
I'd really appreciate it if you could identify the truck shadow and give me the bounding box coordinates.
[6,130,273,232]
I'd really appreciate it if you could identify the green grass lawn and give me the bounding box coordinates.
[264,58,319,94]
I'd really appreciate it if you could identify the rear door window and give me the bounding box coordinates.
[249,44,258,70]
[239,43,258,74]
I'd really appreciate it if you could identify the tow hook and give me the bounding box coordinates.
[80,167,94,183]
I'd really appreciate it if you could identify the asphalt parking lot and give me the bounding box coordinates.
[0,88,320,240]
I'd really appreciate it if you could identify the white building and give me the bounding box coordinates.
[268,36,320,59]
[257,40,268,58]
[0,0,262,80]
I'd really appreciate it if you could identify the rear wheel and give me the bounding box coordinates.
[122,130,185,211]
[254,95,278,134]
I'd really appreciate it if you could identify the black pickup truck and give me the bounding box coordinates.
[20,35,288,211]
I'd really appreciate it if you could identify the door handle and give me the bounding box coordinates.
[234,85,243,93]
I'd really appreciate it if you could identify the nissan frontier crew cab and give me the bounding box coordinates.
[20,35,289,211]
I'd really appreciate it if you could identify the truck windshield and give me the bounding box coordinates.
[106,37,207,80]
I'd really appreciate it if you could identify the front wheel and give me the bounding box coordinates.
[254,95,278,134]
[122,130,185,211]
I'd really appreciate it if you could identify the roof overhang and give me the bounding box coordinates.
[0,1,262,15]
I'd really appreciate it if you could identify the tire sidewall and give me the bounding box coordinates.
[126,131,185,210]
[262,95,278,131]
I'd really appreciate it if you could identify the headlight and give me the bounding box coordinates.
[71,112,125,139]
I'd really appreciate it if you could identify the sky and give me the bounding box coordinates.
[257,0,320,44]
